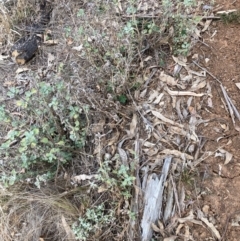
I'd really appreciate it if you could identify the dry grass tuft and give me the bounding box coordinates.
[0,3,12,46]
[0,0,40,49]
[0,186,78,241]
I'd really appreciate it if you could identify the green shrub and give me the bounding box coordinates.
[71,161,135,240]
[161,0,200,55]
[98,160,136,199]
[72,204,115,240]
[0,80,88,186]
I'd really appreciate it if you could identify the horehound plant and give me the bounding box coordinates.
[0,79,88,187]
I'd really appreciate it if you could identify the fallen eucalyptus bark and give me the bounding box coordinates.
[141,156,172,241]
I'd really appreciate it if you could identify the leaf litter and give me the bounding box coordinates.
[124,15,236,239]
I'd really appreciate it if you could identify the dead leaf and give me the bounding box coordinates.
[117,0,123,12]
[178,210,203,225]
[202,19,212,32]
[118,147,128,165]
[194,28,201,38]
[186,67,206,77]
[207,97,213,108]
[143,141,156,148]
[161,149,193,160]
[71,174,98,183]
[143,147,158,156]
[66,37,73,45]
[107,131,120,146]
[206,81,212,97]
[205,58,210,65]
[64,172,68,180]
[202,205,210,215]
[158,220,165,233]
[235,125,240,132]
[169,126,198,141]
[159,71,178,86]
[217,149,233,165]
[91,118,105,133]
[235,83,240,90]
[148,90,159,103]
[171,95,176,108]
[93,142,102,156]
[16,67,30,74]
[172,56,187,66]
[183,225,191,241]
[193,151,214,167]
[144,56,152,62]
[48,53,55,67]
[126,114,137,138]
[152,110,184,128]
[150,220,166,237]
[61,215,76,240]
[3,81,15,87]
[197,209,221,240]
[176,223,184,235]
[0,54,9,60]
[154,93,164,104]
[163,236,178,241]
[173,64,182,76]
[189,79,206,91]
[140,88,147,98]
[151,223,161,233]
[220,123,228,131]
[98,184,108,193]
[72,44,83,51]
[180,74,192,82]
[44,39,58,45]
[231,214,240,227]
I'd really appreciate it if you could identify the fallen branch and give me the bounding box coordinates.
[216,9,237,15]
[165,86,205,97]
[193,61,240,125]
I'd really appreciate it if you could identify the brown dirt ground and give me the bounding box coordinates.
[189,1,240,240]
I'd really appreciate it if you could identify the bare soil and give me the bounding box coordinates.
[188,1,240,240]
